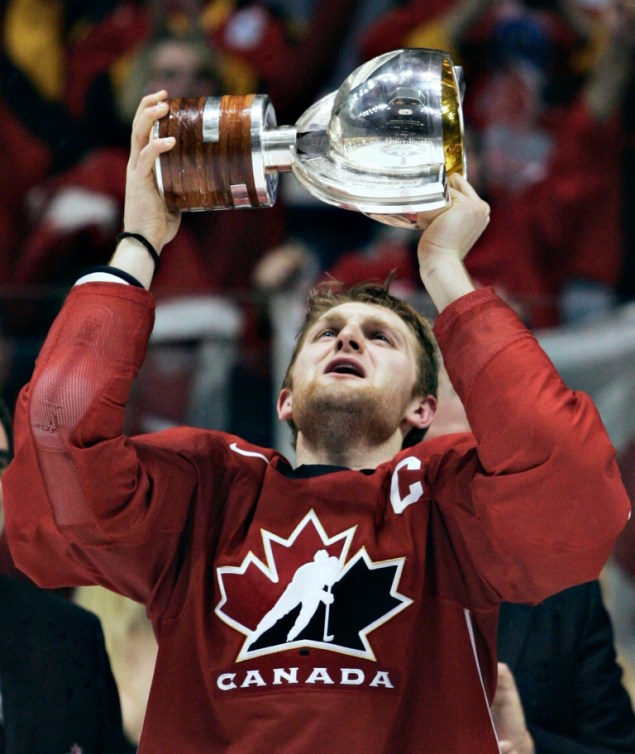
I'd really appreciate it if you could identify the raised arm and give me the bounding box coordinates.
[418,174,629,604]
[1,93,202,599]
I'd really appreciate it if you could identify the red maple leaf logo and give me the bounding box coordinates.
[215,510,412,661]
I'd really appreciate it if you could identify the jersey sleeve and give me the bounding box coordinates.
[3,282,211,605]
[430,288,631,604]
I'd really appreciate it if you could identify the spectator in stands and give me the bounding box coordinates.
[495,581,635,753]
[207,0,364,123]
[0,0,95,282]
[0,398,131,753]
[605,436,635,704]
[75,585,159,751]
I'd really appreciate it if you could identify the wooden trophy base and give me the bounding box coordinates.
[154,95,278,212]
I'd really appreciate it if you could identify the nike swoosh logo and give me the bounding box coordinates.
[229,442,269,464]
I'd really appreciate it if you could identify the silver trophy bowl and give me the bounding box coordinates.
[291,48,466,227]
[154,48,466,228]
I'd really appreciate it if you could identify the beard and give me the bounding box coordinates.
[292,380,407,453]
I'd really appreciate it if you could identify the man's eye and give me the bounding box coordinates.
[372,332,392,343]
[318,328,337,339]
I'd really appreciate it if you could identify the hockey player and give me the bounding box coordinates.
[3,90,630,753]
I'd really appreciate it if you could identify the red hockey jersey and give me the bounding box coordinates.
[4,284,630,753]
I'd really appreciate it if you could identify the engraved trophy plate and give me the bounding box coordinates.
[153,49,465,228]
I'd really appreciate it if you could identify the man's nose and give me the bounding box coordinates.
[336,324,363,351]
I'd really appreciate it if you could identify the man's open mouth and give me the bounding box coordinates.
[325,359,366,377]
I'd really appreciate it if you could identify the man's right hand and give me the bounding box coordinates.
[110,90,181,288]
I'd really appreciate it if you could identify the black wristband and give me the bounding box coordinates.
[82,265,145,288]
[116,232,161,271]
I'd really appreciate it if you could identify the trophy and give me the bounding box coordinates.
[152,48,466,229]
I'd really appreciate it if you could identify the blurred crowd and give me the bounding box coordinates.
[0,0,634,423]
[1,0,635,750]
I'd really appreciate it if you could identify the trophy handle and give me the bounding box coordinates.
[153,95,290,212]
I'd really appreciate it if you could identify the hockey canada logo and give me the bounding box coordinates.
[215,510,412,661]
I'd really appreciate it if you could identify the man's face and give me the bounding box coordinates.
[278,302,428,445]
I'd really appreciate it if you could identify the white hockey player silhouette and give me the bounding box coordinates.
[251,549,340,643]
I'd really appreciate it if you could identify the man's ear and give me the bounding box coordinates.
[401,394,437,434]
[277,388,293,422]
